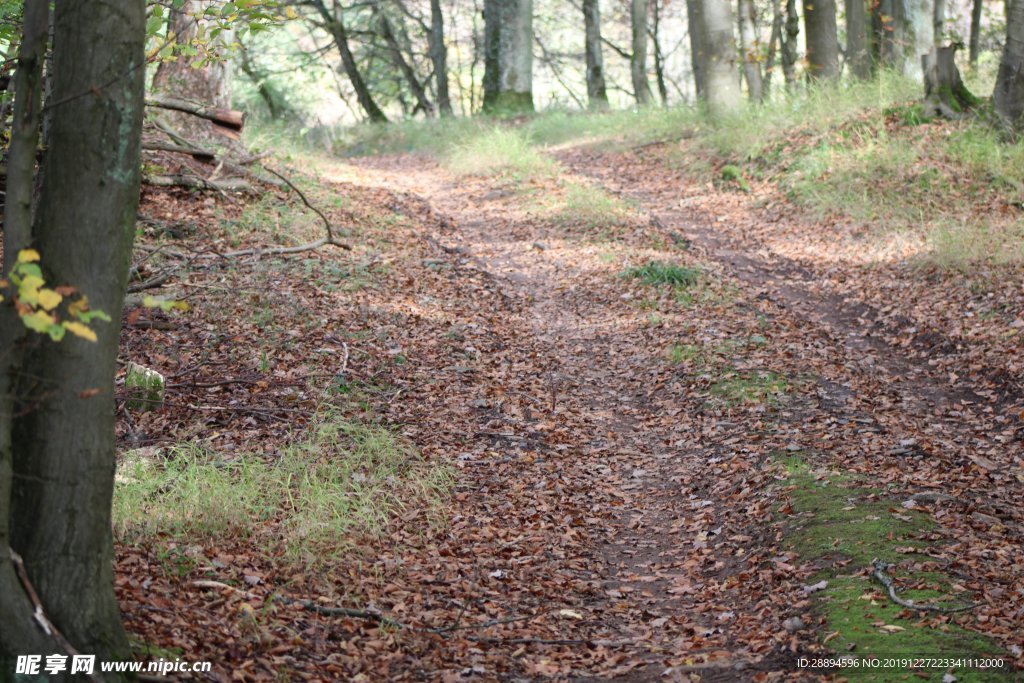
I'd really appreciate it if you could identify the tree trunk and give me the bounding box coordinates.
[738,0,764,101]
[483,0,534,113]
[698,0,741,111]
[0,0,59,665]
[583,0,609,109]
[5,0,145,666]
[376,8,435,116]
[764,0,783,95]
[995,0,1024,129]
[922,44,979,118]
[782,0,800,91]
[969,0,983,68]
[803,0,839,80]
[429,0,454,116]
[686,0,708,100]
[630,0,654,104]
[151,0,233,138]
[651,0,669,105]
[322,3,389,123]
[847,0,872,78]
[874,0,935,77]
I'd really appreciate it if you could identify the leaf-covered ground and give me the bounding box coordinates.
[114,130,1023,681]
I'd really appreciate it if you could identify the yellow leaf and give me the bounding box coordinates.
[17,249,40,264]
[18,274,44,300]
[64,321,98,342]
[285,6,298,18]
[37,288,62,312]
[21,310,55,333]
[68,296,90,317]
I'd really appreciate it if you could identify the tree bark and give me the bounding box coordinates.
[969,0,983,68]
[686,0,708,100]
[429,0,454,116]
[922,44,978,118]
[738,0,764,102]
[483,0,534,113]
[630,0,654,105]
[7,0,146,666]
[995,0,1024,129]
[847,0,872,78]
[764,0,783,95]
[782,0,800,91]
[803,0,839,80]
[698,0,741,111]
[583,0,609,108]
[651,0,668,105]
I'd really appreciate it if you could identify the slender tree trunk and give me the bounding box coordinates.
[0,1,56,664]
[483,0,534,112]
[698,0,741,111]
[314,1,389,122]
[969,0,983,68]
[652,0,669,105]
[630,0,654,104]
[995,0,1024,129]
[803,0,839,80]
[686,0,708,100]
[847,0,872,78]
[429,0,454,116]
[376,9,435,115]
[583,0,609,108]
[738,0,764,101]
[7,0,146,666]
[934,0,946,44]
[764,0,784,95]
[782,0,800,91]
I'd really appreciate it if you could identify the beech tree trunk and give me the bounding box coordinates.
[969,0,983,68]
[922,44,978,118]
[697,0,741,111]
[583,0,609,109]
[686,0,708,100]
[738,0,764,102]
[1,0,146,670]
[803,0,839,80]
[652,0,669,105]
[630,0,654,104]
[483,0,534,112]
[782,0,800,91]
[847,0,872,78]
[995,0,1024,129]
[429,0,454,116]
[764,0,784,95]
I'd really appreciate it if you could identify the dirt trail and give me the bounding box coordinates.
[329,149,1022,680]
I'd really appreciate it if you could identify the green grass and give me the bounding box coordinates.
[444,126,557,179]
[624,261,700,287]
[709,370,787,405]
[779,455,1004,681]
[546,182,637,229]
[114,414,454,565]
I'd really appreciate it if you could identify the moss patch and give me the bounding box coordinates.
[779,455,1005,681]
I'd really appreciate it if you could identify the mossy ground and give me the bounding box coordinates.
[779,455,1008,681]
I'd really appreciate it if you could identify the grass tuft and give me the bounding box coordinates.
[444,127,556,178]
[625,261,701,287]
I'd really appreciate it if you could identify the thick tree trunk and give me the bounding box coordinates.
[875,0,935,77]
[630,0,654,105]
[686,0,708,100]
[969,0,983,68]
[376,9,435,116]
[803,0,839,80]
[583,0,609,108]
[7,0,146,665]
[738,0,763,102]
[0,0,57,665]
[698,0,741,111]
[847,0,872,78]
[995,0,1024,129]
[782,0,800,91]
[429,0,454,116]
[922,44,979,118]
[483,0,534,112]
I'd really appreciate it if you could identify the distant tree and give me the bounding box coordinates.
[1,0,146,670]
[582,0,609,109]
[782,0,800,90]
[696,0,740,111]
[846,0,873,79]
[374,4,435,116]
[803,0,839,80]
[995,0,1024,129]
[630,0,654,104]
[738,0,764,101]
[969,0,983,67]
[686,0,708,99]
[429,0,454,116]
[483,0,534,112]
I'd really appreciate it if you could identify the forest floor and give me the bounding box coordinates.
[114,119,1023,681]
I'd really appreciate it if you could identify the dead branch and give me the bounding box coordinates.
[273,595,404,629]
[142,173,251,192]
[142,139,215,162]
[145,94,245,131]
[871,559,978,613]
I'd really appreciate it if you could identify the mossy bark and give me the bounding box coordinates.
[482,0,534,114]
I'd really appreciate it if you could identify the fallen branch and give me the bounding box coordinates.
[145,94,245,131]
[273,595,404,629]
[871,559,978,613]
[142,139,215,163]
[142,173,251,192]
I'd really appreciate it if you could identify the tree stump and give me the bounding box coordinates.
[921,45,980,119]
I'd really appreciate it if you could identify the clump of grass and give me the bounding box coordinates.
[927,220,1024,269]
[710,370,787,405]
[720,164,751,192]
[114,415,454,564]
[444,127,556,178]
[549,182,637,229]
[625,261,700,287]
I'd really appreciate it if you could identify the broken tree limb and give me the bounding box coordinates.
[142,139,215,163]
[142,173,251,192]
[145,94,245,131]
[871,559,978,613]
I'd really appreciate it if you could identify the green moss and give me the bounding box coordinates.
[779,455,1005,681]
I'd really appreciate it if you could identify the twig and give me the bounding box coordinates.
[262,166,352,251]
[871,559,978,614]
[273,595,404,629]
